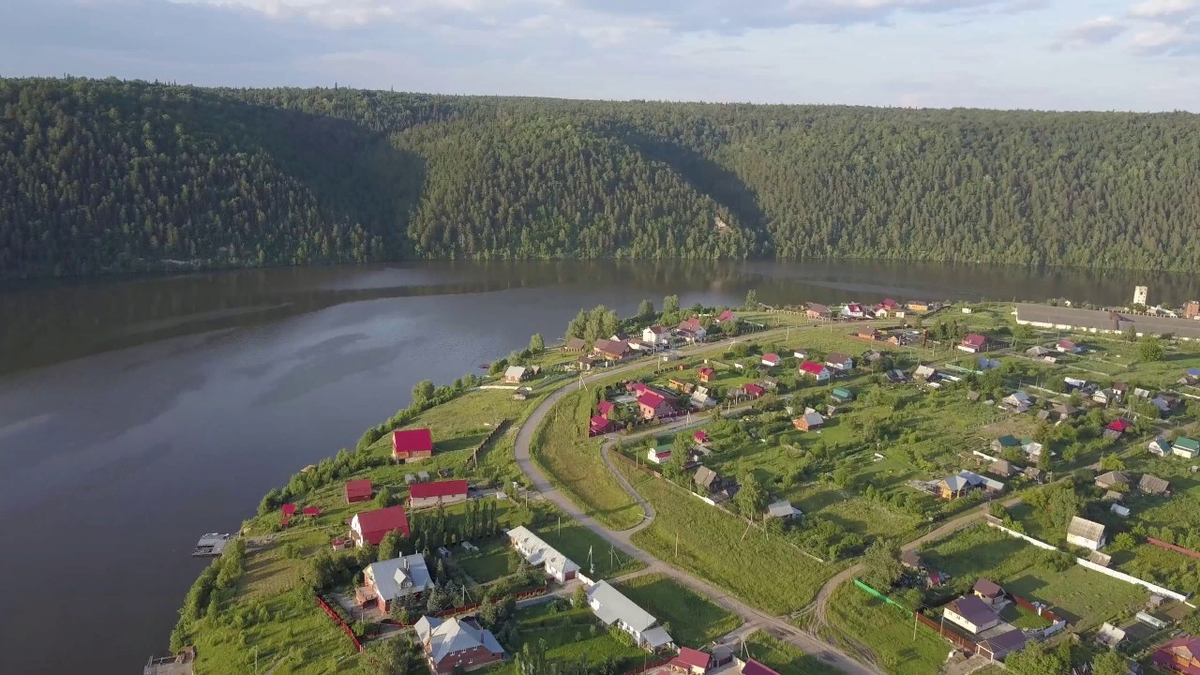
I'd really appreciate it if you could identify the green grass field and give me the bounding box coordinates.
[614,573,741,648]
[615,459,838,614]
[483,605,645,675]
[530,387,645,530]
[459,549,514,584]
[924,524,1148,630]
[742,631,828,675]
[187,585,371,675]
[532,520,645,578]
[825,582,952,675]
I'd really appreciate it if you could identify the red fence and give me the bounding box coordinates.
[620,657,672,675]
[1147,537,1200,561]
[315,594,364,652]
[915,613,977,654]
[384,585,550,627]
[1011,594,1063,623]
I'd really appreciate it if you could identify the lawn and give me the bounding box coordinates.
[825,581,952,675]
[530,387,645,531]
[187,585,370,675]
[458,545,514,584]
[923,524,1148,630]
[614,573,741,648]
[742,631,828,675]
[533,520,645,578]
[483,605,645,675]
[615,459,839,614]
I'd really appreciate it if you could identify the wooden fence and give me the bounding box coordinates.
[914,613,977,654]
[315,593,364,652]
[1147,537,1200,561]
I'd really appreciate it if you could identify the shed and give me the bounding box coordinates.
[765,500,802,520]
[1095,471,1132,490]
[345,479,373,503]
[989,460,1015,478]
[830,387,854,402]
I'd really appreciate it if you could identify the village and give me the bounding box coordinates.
[164,289,1200,675]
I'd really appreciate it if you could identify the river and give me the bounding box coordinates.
[1,259,1196,674]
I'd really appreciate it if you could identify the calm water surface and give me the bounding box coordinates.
[1,260,1197,673]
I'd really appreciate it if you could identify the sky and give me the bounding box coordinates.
[1,0,1199,111]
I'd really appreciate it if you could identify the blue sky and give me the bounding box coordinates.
[2,0,1198,110]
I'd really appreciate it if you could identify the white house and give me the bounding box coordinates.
[799,361,831,382]
[358,553,432,611]
[586,581,674,650]
[642,325,671,347]
[507,526,580,583]
[1066,516,1106,551]
[841,303,866,319]
[825,353,854,371]
[761,353,781,368]
[942,595,1001,634]
[1002,392,1033,413]
[647,445,672,465]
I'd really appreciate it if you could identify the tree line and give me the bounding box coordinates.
[5,77,1200,280]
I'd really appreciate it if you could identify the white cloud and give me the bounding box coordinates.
[1057,15,1127,46]
[1128,0,1199,19]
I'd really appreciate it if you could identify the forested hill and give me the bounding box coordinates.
[3,78,1200,279]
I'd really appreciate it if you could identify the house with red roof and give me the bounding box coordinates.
[740,659,781,675]
[408,479,469,510]
[596,401,615,419]
[841,303,865,319]
[676,318,707,343]
[742,384,765,399]
[799,361,831,382]
[302,506,320,517]
[393,428,434,462]
[350,505,411,546]
[715,310,735,323]
[693,430,709,444]
[590,416,613,436]
[1153,636,1200,675]
[669,647,711,674]
[698,366,715,383]
[638,390,677,420]
[958,334,989,353]
[761,353,780,368]
[345,479,373,504]
[1105,418,1132,439]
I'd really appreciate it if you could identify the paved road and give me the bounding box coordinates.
[511,329,884,675]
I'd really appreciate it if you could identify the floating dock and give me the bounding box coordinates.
[192,533,231,557]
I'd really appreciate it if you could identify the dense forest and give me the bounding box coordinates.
[3,77,1200,279]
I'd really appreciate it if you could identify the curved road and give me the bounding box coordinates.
[512,330,886,675]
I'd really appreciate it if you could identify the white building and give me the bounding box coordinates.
[642,325,671,347]
[586,581,674,650]
[942,595,1001,634]
[506,526,580,583]
[1134,286,1149,306]
[1066,516,1107,550]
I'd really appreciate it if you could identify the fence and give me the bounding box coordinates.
[1147,537,1200,561]
[315,594,364,652]
[620,657,672,675]
[986,521,1192,604]
[853,579,978,653]
[1011,594,1063,623]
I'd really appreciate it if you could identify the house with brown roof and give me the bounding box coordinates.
[989,460,1016,478]
[593,339,631,361]
[943,595,1001,634]
[676,318,707,343]
[1067,516,1107,550]
[564,337,586,352]
[694,466,723,493]
[977,629,1028,662]
[793,411,825,432]
[806,303,832,321]
[643,325,671,347]
[825,352,853,372]
[973,578,1005,606]
[1139,474,1170,496]
[1096,471,1133,491]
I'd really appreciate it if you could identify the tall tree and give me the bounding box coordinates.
[663,295,681,314]
[637,299,655,318]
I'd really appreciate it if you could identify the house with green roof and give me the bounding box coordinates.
[990,435,1020,454]
[830,387,854,403]
[1173,437,1199,459]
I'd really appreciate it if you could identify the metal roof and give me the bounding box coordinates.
[587,580,659,633]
